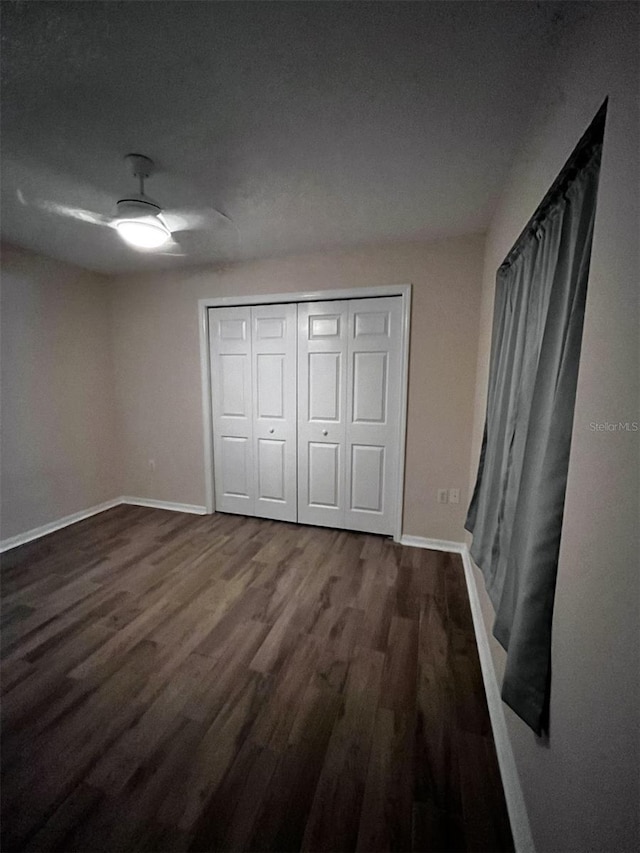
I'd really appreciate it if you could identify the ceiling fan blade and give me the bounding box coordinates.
[159,210,206,232]
[161,206,236,231]
[153,233,186,256]
[38,200,112,227]
[158,247,187,257]
[160,208,242,259]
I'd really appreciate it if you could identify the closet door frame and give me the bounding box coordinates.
[198,284,412,542]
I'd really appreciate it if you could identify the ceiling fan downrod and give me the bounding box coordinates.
[124,153,155,198]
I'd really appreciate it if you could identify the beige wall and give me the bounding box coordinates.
[0,244,119,540]
[468,4,639,851]
[110,235,484,541]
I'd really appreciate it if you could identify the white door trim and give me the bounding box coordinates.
[198,284,412,541]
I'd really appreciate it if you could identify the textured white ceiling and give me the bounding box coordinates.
[0,1,586,274]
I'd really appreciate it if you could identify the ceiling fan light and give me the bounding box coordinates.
[115,217,170,249]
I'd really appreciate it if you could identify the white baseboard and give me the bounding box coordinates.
[399,533,465,553]
[460,546,535,853]
[400,533,535,853]
[0,496,208,553]
[119,496,207,515]
[0,498,122,553]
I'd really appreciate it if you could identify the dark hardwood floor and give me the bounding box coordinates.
[0,506,513,852]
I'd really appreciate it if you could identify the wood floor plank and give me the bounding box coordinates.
[457,729,514,852]
[188,739,280,852]
[379,615,419,713]
[1,622,116,729]
[0,657,34,693]
[167,671,270,833]
[415,594,462,815]
[301,646,385,853]
[250,633,319,750]
[356,706,414,852]
[22,782,105,853]
[2,639,162,848]
[86,651,218,794]
[78,714,206,852]
[184,620,271,723]
[0,506,513,852]
[246,683,344,851]
[412,800,467,853]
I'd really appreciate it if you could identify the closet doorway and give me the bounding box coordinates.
[199,285,411,540]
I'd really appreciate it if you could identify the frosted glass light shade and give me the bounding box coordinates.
[116,217,170,248]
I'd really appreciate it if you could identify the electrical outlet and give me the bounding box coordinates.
[449,488,459,504]
[148,459,156,471]
[437,488,448,504]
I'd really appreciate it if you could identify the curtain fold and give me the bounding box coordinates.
[466,103,606,734]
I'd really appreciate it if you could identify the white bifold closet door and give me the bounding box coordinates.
[210,295,402,535]
[298,296,402,535]
[209,303,297,522]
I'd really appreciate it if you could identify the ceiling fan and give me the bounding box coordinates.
[36,153,237,254]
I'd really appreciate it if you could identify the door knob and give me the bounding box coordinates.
[322,429,328,436]
[269,428,274,434]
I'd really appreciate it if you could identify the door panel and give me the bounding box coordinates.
[345,297,402,533]
[352,351,388,423]
[354,310,389,337]
[256,354,285,419]
[255,316,285,339]
[218,317,248,340]
[308,352,342,421]
[309,312,342,339]
[220,436,252,498]
[251,303,297,521]
[257,439,286,502]
[209,306,255,515]
[220,354,250,416]
[308,442,341,507]
[298,296,402,534]
[350,444,385,512]
[298,301,348,528]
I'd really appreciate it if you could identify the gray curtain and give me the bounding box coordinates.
[466,103,606,734]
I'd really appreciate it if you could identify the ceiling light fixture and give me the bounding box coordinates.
[115,215,171,248]
[114,154,171,249]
